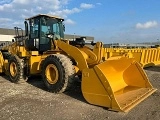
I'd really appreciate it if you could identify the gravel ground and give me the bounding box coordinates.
[0,66,160,120]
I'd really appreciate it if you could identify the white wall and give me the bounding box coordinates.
[0,34,15,41]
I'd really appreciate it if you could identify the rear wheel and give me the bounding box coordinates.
[2,52,11,59]
[8,55,26,83]
[42,54,75,93]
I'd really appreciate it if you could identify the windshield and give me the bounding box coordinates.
[41,17,64,40]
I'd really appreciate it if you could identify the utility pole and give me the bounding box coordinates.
[74,33,75,41]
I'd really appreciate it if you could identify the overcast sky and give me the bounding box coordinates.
[0,0,160,43]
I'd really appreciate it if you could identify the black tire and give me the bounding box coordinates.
[8,55,26,83]
[2,52,11,59]
[42,54,75,93]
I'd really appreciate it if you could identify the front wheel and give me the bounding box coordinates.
[42,54,75,93]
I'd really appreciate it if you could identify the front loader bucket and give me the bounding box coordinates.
[81,57,156,112]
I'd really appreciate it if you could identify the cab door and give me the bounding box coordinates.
[39,18,51,53]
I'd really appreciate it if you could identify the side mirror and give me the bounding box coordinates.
[24,21,28,36]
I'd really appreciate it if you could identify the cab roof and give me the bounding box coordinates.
[25,14,64,21]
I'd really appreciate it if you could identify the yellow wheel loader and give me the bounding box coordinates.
[0,14,156,112]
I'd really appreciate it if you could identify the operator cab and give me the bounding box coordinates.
[25,14,64,53]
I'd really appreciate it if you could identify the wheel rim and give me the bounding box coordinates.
[10,62,17,77]
[45,64,59,84]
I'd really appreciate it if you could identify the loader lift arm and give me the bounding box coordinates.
[56,40,157,112]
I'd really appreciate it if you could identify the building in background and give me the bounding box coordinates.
[103,42,157,48]
[1,28,159,48]
[0,28,94,41]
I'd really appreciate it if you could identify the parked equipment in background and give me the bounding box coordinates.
[0,14,156,112]
[103,48,160,68]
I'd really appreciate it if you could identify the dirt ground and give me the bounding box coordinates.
[0,66,160,120]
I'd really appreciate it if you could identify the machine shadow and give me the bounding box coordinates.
[0,74,106,107]
[0,73,10,82]
[0,74,112,111]
[27,75,87,103]
[27,75,47,90]
[144,65,160,72]
[64,81,87,103]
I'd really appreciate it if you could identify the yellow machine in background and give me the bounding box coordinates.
[103,48,160,68]
[0,14,156,112]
